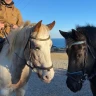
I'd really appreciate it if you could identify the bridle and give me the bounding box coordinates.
[25,35,53,71]
[66,40,96,84]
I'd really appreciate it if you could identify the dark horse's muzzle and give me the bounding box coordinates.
[66,77,82,92]
[66,71,86,92]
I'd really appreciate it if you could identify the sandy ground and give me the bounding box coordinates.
[25,52,93,96]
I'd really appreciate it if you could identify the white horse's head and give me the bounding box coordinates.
[8,20,55,83]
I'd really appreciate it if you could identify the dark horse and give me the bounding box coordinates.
[59,25,96,96]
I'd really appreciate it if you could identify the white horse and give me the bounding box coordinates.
[0,20,55,96]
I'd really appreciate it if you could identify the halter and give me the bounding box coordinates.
[2,24,53,71]
[25,35,53,71]
[66,40,96,84]
[31,36,50,41]
[70,41,86,47]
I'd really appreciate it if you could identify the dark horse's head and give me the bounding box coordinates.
[59,28,95,92]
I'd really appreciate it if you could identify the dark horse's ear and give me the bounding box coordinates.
[72,29,78,35]
[72,29,83,40]
[59,30,68,39]
[33,20,42,32]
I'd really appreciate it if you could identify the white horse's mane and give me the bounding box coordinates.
[7,22,34,55]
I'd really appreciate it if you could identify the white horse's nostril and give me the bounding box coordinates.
[45,75,49,79]
[43,75,49,80]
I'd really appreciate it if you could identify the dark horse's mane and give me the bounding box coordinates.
[76,25,96,49]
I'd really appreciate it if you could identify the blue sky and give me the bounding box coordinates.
[14,0,96,38]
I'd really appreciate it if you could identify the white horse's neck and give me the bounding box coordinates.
[0,42,11,67]
[0,41,26,84]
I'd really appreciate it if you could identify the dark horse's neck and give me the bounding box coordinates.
[86,46,96,76]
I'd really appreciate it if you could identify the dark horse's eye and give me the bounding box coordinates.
[72,45,78,50]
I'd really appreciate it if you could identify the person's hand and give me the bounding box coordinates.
[12,25,18,29]
[0,22,4,29]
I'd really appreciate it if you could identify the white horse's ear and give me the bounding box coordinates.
[33,20,42,32]
[47,21,55,30]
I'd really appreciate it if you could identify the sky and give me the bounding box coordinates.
[14,0,96,38]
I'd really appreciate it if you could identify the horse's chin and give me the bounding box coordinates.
[66,78,82,92]
[67,85,81,93]
[42,79,51,83]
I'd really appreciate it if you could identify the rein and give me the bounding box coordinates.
[67,40,96,83]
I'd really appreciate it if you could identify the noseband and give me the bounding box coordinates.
[67,40,96,83]
[26,36,53,71]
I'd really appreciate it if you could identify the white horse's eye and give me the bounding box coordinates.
[35,47,40,50]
